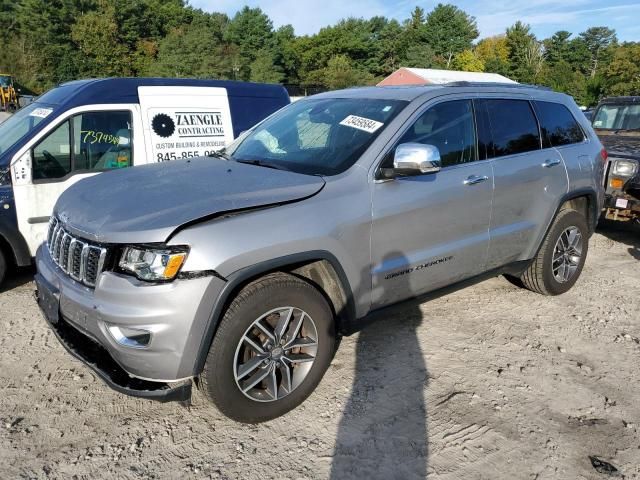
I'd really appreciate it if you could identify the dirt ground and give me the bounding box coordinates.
[1,223,639,480]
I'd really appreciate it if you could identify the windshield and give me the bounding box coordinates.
[0,76,11,88]
[225,97,408,176]
[592,103,640,130]
[0,103,54,155]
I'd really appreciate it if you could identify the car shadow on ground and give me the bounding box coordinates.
[0,265,35,294]
[597,219,640,261]
[330,254,429,479]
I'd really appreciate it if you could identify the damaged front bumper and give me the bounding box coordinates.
[603,176,640,222]
[35,244,226,401]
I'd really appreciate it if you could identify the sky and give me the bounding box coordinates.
[191,0,640,41]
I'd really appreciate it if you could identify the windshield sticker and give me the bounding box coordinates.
[340,115,383,133]
[29,107,53,119]
[593,120,603,127]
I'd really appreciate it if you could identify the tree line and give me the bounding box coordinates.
[0,0,638,106]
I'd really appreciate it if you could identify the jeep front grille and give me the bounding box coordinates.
[47,217,107,287]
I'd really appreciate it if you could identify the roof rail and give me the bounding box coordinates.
[442,81,553,91]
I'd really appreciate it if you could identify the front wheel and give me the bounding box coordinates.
[0,249,6,287]
[519,208,589,295]
[200,272,336,423]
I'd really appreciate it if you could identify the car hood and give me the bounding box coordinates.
[55,157,325,244]
[597,131,640,160]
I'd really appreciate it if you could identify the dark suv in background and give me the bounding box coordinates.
[592,96,640,223]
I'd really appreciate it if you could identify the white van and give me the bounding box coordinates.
[0,78,290,285]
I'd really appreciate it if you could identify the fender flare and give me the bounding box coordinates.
[191,250,356,375]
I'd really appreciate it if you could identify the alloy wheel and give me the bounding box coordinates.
[233,306,318,402]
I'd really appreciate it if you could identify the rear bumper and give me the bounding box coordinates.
[36,243,226,392]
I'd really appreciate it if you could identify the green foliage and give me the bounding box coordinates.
[452,50,484,72]
[250,49,285,84]
[423,3,479,66]
[0,1,637,105]
[606,43,640,95]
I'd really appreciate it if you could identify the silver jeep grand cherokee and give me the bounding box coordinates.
[36,83,605,423]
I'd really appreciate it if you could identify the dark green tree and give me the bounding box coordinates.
[423,3,479,67]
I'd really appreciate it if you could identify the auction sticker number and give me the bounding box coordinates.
[340,115,384,133]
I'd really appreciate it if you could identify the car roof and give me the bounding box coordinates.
[312,82,563,103]
[36,77,289,109]
[598,96,640,105]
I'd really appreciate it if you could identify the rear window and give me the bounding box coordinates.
[480,99,541,158]
[534,101,585,147]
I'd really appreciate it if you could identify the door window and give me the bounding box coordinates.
[397,100,477,167]
[480,99,541,158]
[32,110,132,181]
[533,101,585,147]
[32,121,71,180]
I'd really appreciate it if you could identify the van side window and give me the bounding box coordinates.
[33,121,72,180]
[75,111,132,171]
[398,99,477,167]
[480,99,541,158]
[533,101,585,147]
[32,111,132,181]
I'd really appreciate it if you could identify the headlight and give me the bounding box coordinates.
[119,246,188,281]
[612,159,638,177]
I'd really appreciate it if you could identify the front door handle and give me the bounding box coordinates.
[542,158,562,168]
[464,175,489,186]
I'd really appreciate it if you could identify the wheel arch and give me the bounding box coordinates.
[0,222,32,268]
[526,188,598,267]
[192,251,356,376]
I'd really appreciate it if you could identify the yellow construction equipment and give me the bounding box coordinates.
[0,74,19,112]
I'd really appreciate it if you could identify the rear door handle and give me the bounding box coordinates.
[463,175,489,186]
[542,158,562,168]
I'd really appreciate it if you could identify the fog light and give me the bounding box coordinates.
[610,178,624,189]
[107,325,151,348]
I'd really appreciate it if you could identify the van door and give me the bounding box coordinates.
[12,105,141,255]
[138,86,235,163]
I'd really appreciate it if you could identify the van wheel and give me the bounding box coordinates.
[0,249,7,287]
[200,272,335,423]
[519,209,589,296]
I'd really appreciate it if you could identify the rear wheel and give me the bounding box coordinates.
[200,272,336,423]
[519,209,589,295]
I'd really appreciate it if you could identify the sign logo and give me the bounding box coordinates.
[152,113,175,138]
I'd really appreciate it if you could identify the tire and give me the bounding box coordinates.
[0,249,6,287]
[200,272,336,423]
[519,208,589,296]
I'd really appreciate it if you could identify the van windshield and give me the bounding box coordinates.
[0,103,54,156]
[225,97,407,176]
[592,103,640,131]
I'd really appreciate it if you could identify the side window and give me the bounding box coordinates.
[481,99,541,158]
[32,110,132,181]
[534,101,585,147]
[75,111,132,170]
[398,99,477,167]
[33,121,71,180]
